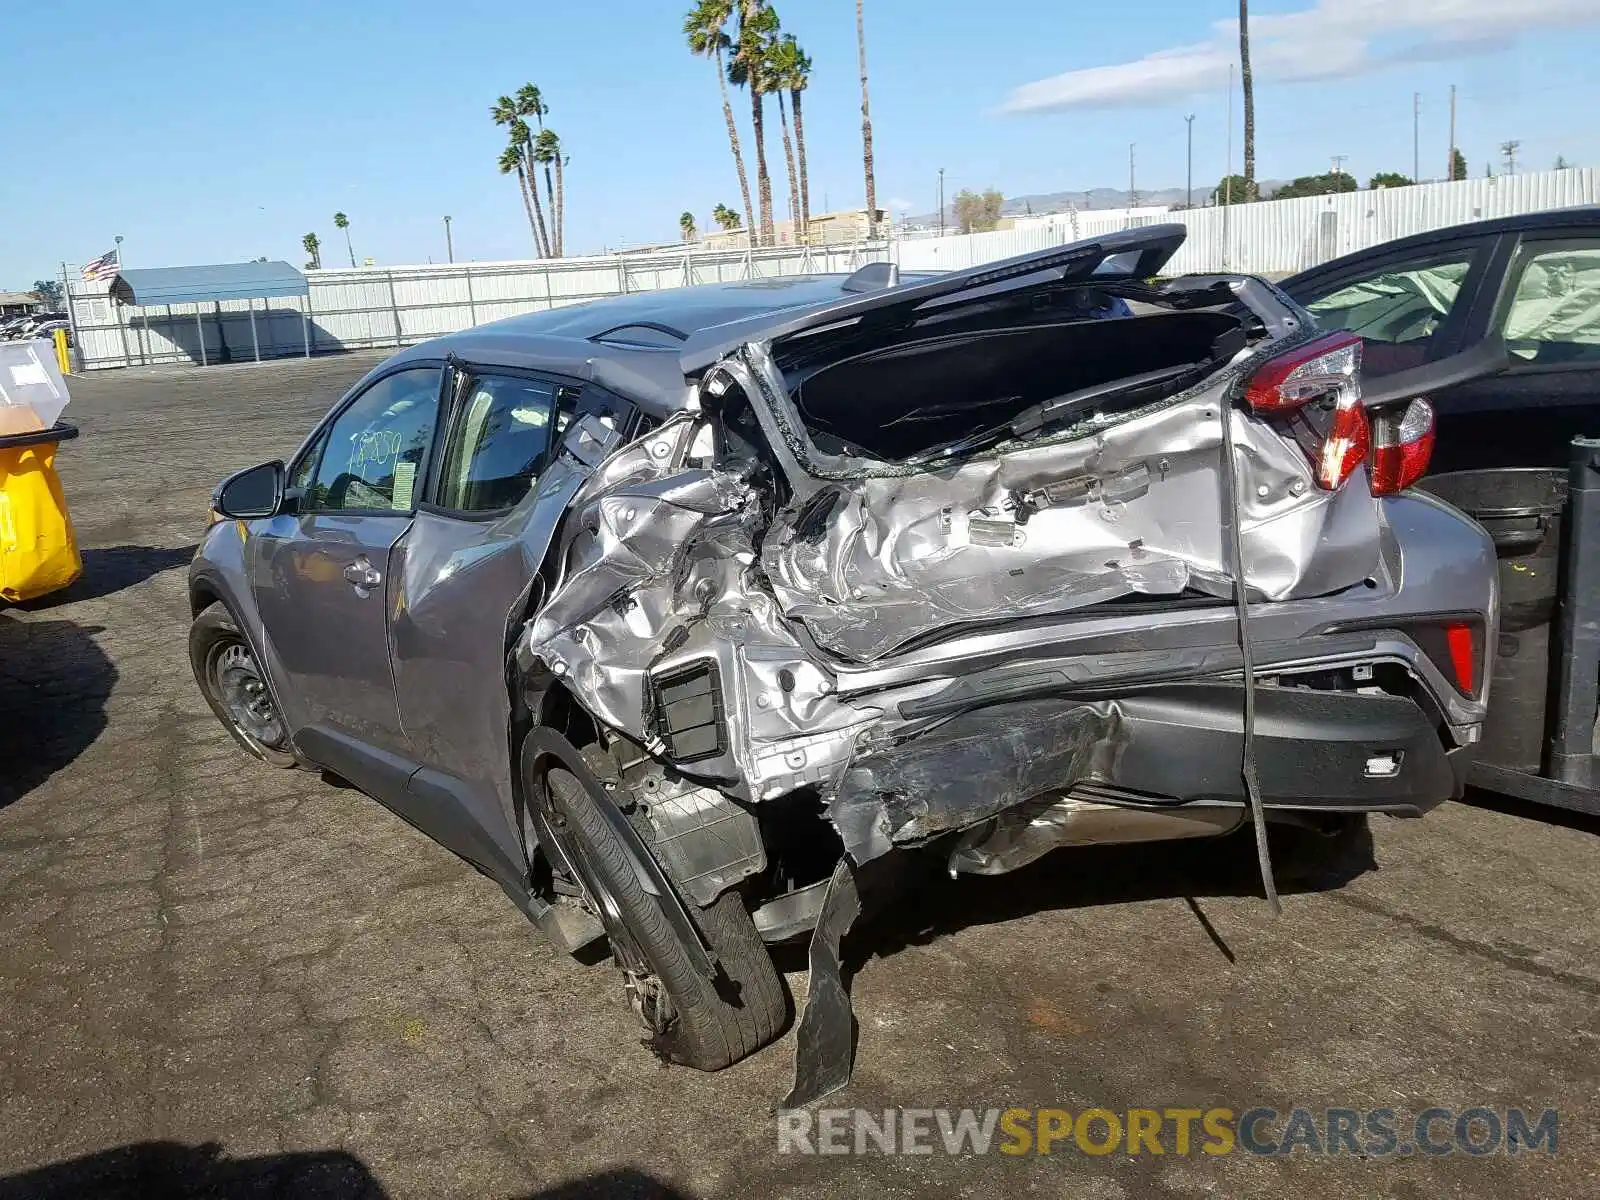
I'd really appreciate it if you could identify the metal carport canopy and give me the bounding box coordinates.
[107,261,311,366]
[109,261,307,306]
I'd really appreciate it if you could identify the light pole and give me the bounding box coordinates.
[1185,114,1195,210]
[937,168,945,237]
[114,234,124,269]
[443,216,454,263]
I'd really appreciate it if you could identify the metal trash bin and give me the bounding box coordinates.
[1418,468,1568,771]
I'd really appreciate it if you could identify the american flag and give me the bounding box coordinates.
[81,249,120,282]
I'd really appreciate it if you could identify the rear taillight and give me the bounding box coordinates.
[1369,397,1435,495]
[1244,332,1369,491]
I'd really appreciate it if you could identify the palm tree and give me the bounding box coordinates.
[712,203,741,230]
[680,211,698,242]
[729,1,779,245]
[684,2,756,244]
[856,0,878,236]
[492,96,550,256]
[513,119,553,258]
[766,33,803,240]
[1239,0,1256,198]
[534,128,565,257]
[497,144,543,258]
[333,212,355,267]
[517,85,561,256]
[782,35,813,235]
[301,232,321,270]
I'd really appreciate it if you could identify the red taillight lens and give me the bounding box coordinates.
[1369,397,1435,495]
[1245,332,1370,491]
[1316,399,1371,491]
[1445,622,1477,694]
[1244,332,1362,412]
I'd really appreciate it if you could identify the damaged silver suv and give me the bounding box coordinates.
[190,228,1497,1103]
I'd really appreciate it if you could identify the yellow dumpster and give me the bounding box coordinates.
[0,340,81,603]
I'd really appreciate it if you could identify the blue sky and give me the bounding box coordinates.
[3,0,1598,288]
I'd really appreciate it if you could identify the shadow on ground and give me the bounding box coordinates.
[851,817,1377,967]
[1460,785,1600,836]
[0,617,116,810]
[15,544,199,608]
[0,1143,696,1200]
[0,1141,385,1199]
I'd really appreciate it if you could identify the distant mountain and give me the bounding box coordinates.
[903,183,1290,226]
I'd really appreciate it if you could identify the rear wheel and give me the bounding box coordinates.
[189,601,297,768]
[543,766,787,1070]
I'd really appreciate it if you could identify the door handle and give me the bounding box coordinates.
[343,558,382,590]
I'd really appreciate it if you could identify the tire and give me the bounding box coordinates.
[189,601,298,769]
[545,766,787,1071]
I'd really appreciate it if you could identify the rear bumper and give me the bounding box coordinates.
[1104,683,1465,815]
[828,682,1464,861]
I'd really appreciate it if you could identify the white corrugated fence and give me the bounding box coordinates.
[64,167,1600,371]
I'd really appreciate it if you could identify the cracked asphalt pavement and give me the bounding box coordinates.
[1,352,1597,1198]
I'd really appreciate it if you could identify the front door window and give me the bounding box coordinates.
[308,367,444,512]
[1302,252,1478,377]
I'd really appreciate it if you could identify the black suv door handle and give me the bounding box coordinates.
[343,558,382,590]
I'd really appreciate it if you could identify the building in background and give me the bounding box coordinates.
[0,291,45,317]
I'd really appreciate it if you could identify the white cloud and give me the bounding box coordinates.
[999,0,1600,113]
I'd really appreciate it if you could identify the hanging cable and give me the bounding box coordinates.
[1218,393,1281,915]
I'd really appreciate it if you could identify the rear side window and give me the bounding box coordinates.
[1301,251,1476,377]
[1501,243,1600,366]
[435,375,564,513]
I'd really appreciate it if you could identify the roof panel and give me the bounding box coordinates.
[111,261,308,307]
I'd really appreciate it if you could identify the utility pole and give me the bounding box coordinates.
[1331,154,1348,177]
[1128,143,1138,209]
[937,168,945,237]
[1447,84,1457,181]
[443,216,454,263]
[1185,114,1195,210]
[1502,139,1521,175]
[1413,92,1421,181]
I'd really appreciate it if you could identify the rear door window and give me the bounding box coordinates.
[1499,242,1600,367]
[434,375,568,513]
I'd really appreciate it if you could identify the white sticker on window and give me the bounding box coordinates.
[392,460,417,510]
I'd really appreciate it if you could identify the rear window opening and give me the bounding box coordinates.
[786,308,1248,462]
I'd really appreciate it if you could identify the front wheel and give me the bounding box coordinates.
[189,601,297,768]
[544,766,788,1070]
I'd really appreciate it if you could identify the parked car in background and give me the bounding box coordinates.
[1281,208,1600,474]
[24,320,70,346]
[188,228,1497,1097]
